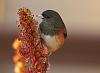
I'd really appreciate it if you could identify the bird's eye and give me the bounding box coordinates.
[46,16,50,18]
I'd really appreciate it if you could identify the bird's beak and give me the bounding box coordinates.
[36,15,44,19]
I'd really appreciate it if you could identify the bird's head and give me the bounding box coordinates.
[37,10,62,22]
[42,10,61,19]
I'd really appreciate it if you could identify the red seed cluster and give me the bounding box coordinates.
[17,7,49,73]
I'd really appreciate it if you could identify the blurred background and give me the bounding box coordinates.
[0,0,100,73]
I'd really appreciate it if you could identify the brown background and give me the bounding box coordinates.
[0,0,100,73]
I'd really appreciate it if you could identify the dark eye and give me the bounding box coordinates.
[46,16,50,18]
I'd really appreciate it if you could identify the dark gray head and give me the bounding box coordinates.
[41,10,62,21]
[41,10,65,28]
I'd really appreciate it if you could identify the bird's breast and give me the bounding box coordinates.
[41,33,64,53]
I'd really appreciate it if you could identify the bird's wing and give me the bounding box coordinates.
[53,23,67,38]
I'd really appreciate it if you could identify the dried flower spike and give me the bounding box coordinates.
[13,7,49,73]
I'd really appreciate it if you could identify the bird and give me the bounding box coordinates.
[38,10,67,55]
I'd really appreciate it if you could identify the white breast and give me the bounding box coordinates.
[41,33,64,53]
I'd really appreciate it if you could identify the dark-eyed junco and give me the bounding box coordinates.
[38,10,67,55]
